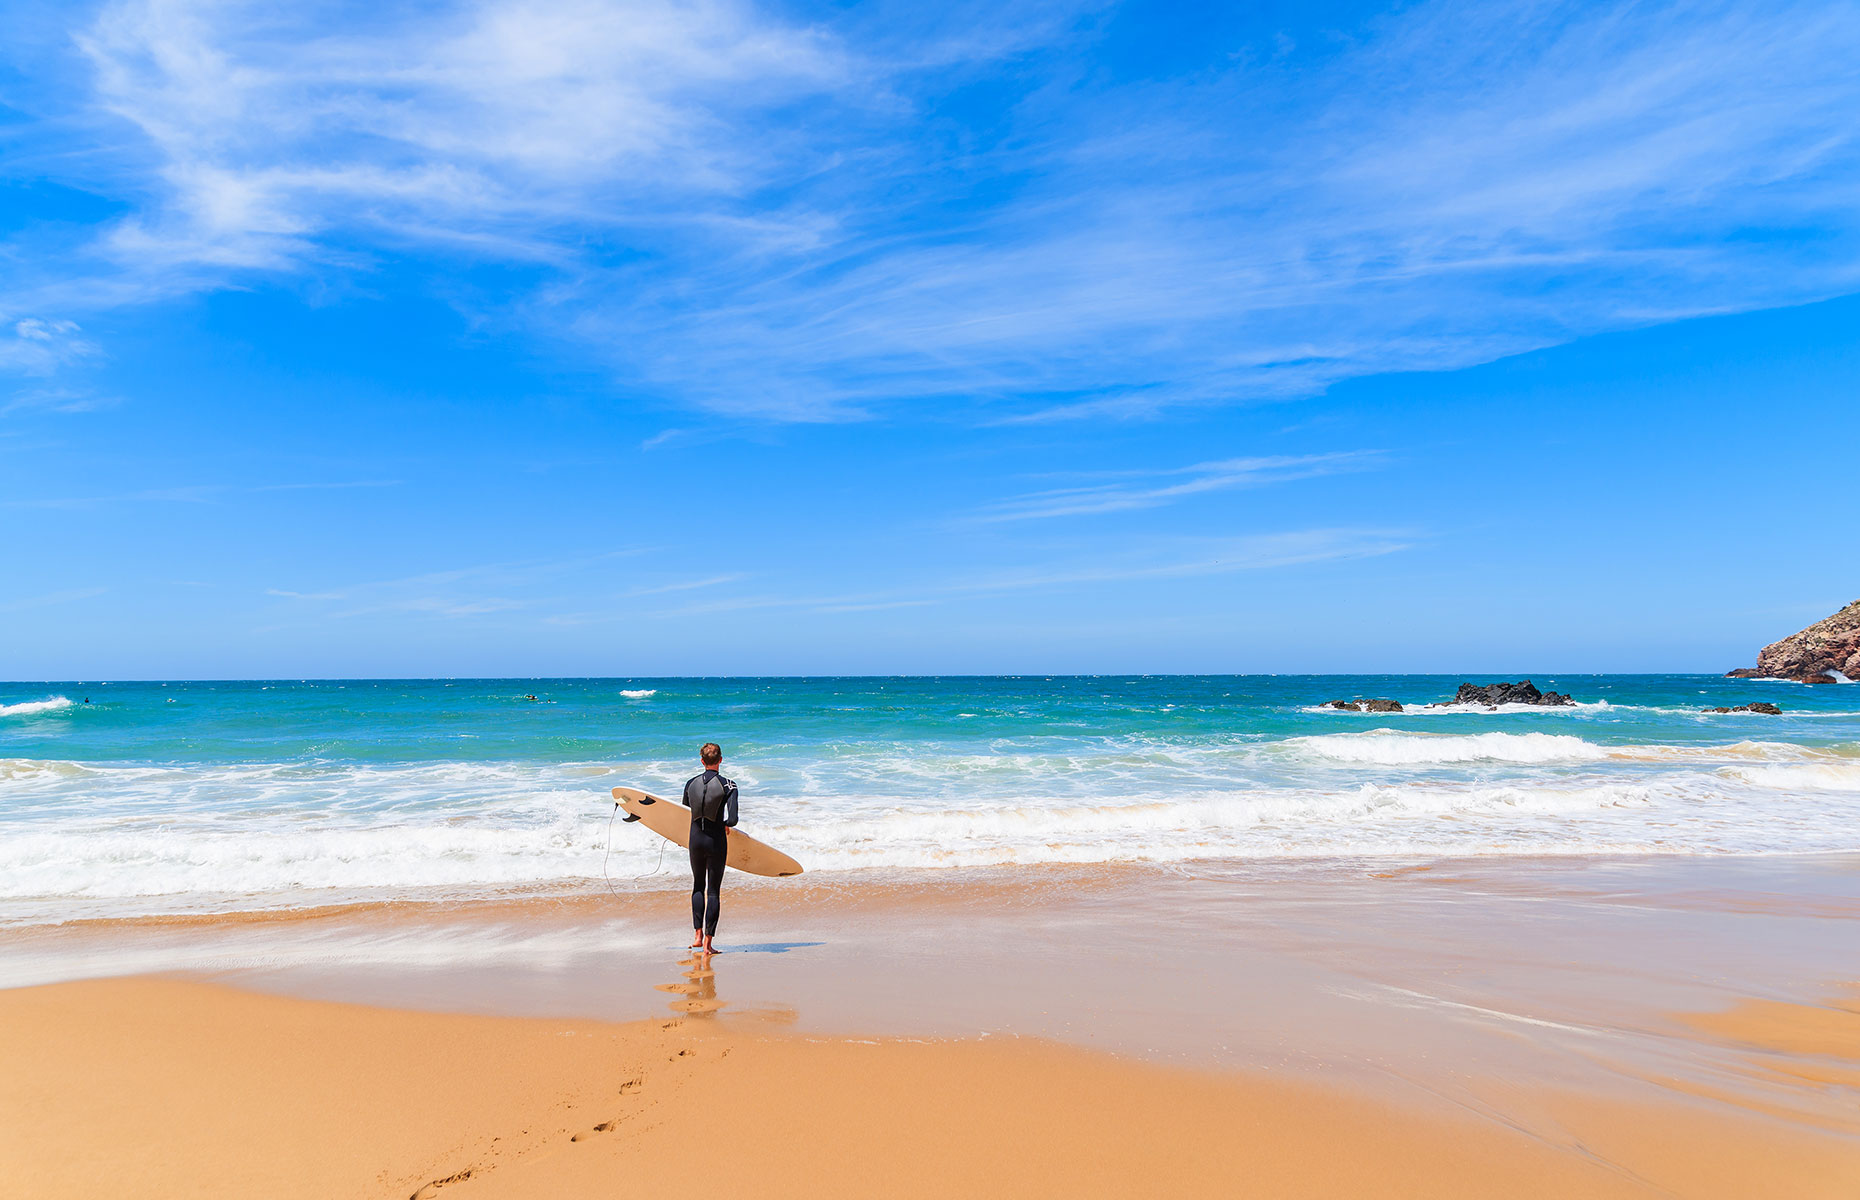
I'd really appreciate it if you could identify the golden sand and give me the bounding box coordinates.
[4,976,1858,1200]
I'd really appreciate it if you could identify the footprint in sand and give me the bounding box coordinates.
[410,1167,474,1198]
[570,1120,618,1143]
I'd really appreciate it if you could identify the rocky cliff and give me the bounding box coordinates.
[1726,599,1860,684]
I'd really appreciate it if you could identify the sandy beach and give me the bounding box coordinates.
[8,680,1860,1196]
[4,973,1858,1200]
[8,0,1860,1181]
[6,855,1860,1198]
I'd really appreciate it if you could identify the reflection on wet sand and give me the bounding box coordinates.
[655,953,725,1016]
[648,947,809,1028]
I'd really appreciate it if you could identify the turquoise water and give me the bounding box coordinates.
[4,675,1858,923]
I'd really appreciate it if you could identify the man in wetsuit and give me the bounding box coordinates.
[684,742,738,953]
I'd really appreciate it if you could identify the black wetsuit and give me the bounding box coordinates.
[683,769,739,937]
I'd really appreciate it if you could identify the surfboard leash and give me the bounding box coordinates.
[602,801,669,900]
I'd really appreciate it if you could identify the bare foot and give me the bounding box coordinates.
[688,935,704,949]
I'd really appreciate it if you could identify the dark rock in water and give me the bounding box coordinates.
[1451,680,1573,707]
[1329,700,1362,711]
[1703,702,1783,714]
[1363,698,1404,713]
[1725,599,1860,683]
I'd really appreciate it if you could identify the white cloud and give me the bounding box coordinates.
[970,452,1384,522]
[74,0,853,271]
[646,527,1413,616]
[552,0,1860,420]
[9,0,1860,419]
[255,547,655,626]
[1,387,116,416]
[0,319,97,376]
[621,573,746,598]
[945,529,1415,593]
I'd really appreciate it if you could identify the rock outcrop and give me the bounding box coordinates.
[1449,680,1573,707]
[1327,698,1405,712]
[1704,702,1782,715]
[1726,600,1860,684]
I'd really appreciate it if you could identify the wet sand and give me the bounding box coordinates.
[4,855,1860,1195]
[4,974,1858,1200]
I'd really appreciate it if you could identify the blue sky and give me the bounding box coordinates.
[2,0,1857,677]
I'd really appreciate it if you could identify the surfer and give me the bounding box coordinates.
[684,743,739,953]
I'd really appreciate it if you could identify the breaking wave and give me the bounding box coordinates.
[4,739,1860,924]
[0,697,74,718]
[1281,731,1610,765]
[1718,761,1860,792]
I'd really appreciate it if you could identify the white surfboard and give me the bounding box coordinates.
[610,786,803,878]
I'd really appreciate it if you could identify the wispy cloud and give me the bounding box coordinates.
[969,452,1384,522]
[540,0,1860,421]
[640,428,687,451]
[622,573,746,598]
[1,386,118,416]
[6,0,1859,423]
[649,528,1413,617]
[0,319,97,376]
[538,573,749,625]
[946,529,1414,593]
[69,0,854,274]
[258,547,655,624]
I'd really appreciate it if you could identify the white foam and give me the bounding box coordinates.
[0,697,74,717]
[1281,731,1610,766]
[0,758,100,783]
[0,778,1674,908]
[6,731,1860,924]
[1719,762,1860,792]
[619,689,657,699]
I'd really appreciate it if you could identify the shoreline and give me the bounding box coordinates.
[6,851,1859,1196]
[7,855,1858,1107]
[3,975,1856,1199]
[11,674,1860,921]
[13,842,1860,932]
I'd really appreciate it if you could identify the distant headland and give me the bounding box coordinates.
[1726,599,1860,684]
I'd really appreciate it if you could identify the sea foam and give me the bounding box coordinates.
[6,742,1860,925]
[1719,761,1860,792]
[6,675,1860,925]
[0,697,74,718]
[1281,730,1610,766]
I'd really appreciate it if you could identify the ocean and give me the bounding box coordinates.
[4,675,1858,926]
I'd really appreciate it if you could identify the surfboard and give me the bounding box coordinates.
[610,786,803,878]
